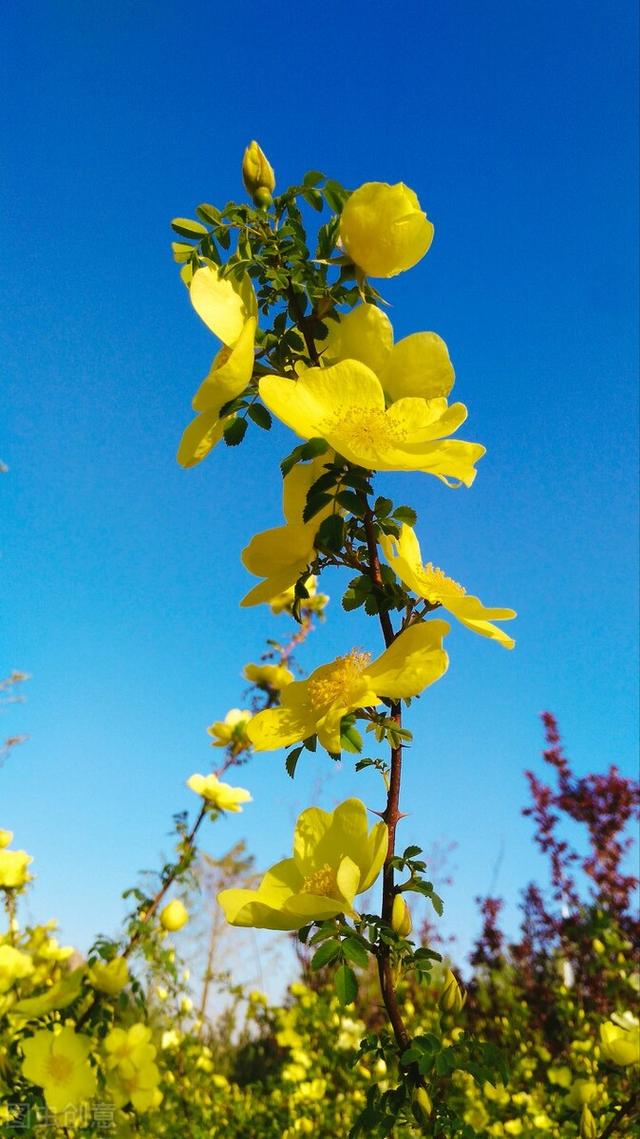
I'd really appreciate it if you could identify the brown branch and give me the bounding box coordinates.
[598,1091,639,1139]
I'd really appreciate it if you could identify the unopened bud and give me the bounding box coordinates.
[412,1086,433,1125]
[439,969,466,1014]
[242,140,275,207]
[592,937,606,956]
[391,894,412,937]
[580,1105,597,1139]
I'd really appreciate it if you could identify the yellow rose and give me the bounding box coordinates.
[339,181,434,278]
[159,900,189,932]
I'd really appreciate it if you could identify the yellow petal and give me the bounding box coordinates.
[176,411,224,469]
[191,316,256,413]
[365,620,450,699]
[260,360,384,441]
[189,266,256,347]
[282,455,332,525]
[445,595,517,649]
[386,397,468,442]
[247,702,316,751]
[320,304,393,375]
[380,332,454,402]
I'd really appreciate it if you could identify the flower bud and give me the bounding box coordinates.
[580,1105,597,1139]
[242,141,275,207]
[592,937,606,956]
[391,894,412,937]
[439,969,466,1014]
[412,1086,433,1125]
[160,899,189,932]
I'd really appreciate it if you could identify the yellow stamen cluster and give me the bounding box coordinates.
[307,651,371,710]
[420,563,466,601]
[324,407,407,452]
[46,1054,74,1084]
[300,863,339,898]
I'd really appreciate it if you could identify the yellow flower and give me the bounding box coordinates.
[159,900,189,932]
[177,266,257,468]
[339,182,434,278]
[248,619,448,755]
[439,968,466,1013]
[207,707,253,749]
[104,1024,161,1112]
[88,956,129,996]
[242,140,276,205]
[21,1026,97,1113]
[0,830,13,849]
[218,798,387,931]
[269,576,329,616]
[186,773,252,812]
[319,303,455,401]
[0,944,34,992]
[566,1079,598,1109]
[241,457,334,606]
[0,847,32,889]
[243,662,294,690]
[381,524,516,648]
[599,1018,640,1066]
[260,362,484,487]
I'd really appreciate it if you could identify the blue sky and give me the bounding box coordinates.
[1,0,638,979]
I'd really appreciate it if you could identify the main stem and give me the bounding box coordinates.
[363,505,411,1055]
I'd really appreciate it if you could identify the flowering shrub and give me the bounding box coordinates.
[1,145,637,1137]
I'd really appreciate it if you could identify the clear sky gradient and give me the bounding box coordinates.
[2,1,638,975]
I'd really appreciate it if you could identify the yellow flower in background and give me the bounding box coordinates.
[218,798,387,930]
[21,1027,97,1113]
[565,1079,598,1109]
[0,847,33,889]
[319,303,455,401]
[244,662,294,690]
[0,830,13,849]
[599,1018,640,1066]
[0,944,34,993]
[207,707,253,749]
[381,524,516,649]
[241,457,334,606]
[104,1024,161,1113]
[339,182,434,278]
[260,362,484,487]
[248,619,449,755]
[88,956,129,996]
[159,900,189,932]
[186,773,252,812]
[269,575,328,616]
[177,266,257,468]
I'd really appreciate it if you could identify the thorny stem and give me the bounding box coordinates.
[361,496,413,1057]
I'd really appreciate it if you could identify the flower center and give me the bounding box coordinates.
[419,563,466,602]
[323,407,407,457]
[300,863,339,898]
[307,651,371,711]
[46,1053,74,1084]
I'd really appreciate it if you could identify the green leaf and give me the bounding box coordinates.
[285,746,303,779]
[300,437,329,460]
[171,217,208,238]
[403,845,423,859]
[311,939,342,970]
[303,170,325,187]
[374,496,393,518]
[302,188,324,212]
[336,490,366,517]
[303,492,332,523]
[247,404,272,430]
[342,587,365,612]
[430,891,444,916]
[335,964,358,1005]
[342,938,369,968]
[392,506,418,526]
[196,203,221,225]
[223,417,247,447]
[323,180,350,213]
[315,514,344,553]
[171,241,194,263]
